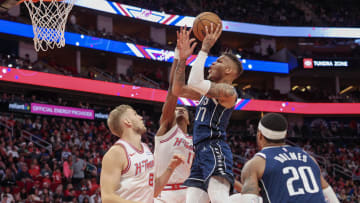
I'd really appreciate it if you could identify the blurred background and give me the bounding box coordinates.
[0,0,359,202]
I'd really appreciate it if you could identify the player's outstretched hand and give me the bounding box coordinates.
[177,26,197,61]
[201,23,222,53]
[168,154,185,170]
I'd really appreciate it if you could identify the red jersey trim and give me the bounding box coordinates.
[160,127,179,143]
[114,143,131,175]
[162,183,187,191]
[119,139,144,154]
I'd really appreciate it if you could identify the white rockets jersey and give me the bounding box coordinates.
[114,139,154,203]
[154,125,194,184]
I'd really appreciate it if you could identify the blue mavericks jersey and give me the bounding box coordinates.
[193,96,234,145]
[257,146,326,203]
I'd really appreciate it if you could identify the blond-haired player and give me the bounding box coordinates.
[100,104,185,203]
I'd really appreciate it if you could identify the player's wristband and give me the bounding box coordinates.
[323,186,340,203]
[174,48,179,60]
[240,194,261,203]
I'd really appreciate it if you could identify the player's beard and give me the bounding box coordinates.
[134,123,147,135]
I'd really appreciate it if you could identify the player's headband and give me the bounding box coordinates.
[258,121,287,140]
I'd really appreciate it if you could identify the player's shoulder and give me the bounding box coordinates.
[244,156,265,171]
[155,123,177,138]
[242,155,266,180]
[104,144,127,161]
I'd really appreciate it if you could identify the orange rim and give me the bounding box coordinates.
[17,0,62,5]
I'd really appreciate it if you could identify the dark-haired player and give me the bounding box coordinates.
[240,113,339,203]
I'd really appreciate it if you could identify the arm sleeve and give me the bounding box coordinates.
[323,186,340,203]
[187,51,211,95]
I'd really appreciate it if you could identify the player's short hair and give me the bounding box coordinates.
[258,113,288,143]
[222,52,243,78]
[107,104,133,137]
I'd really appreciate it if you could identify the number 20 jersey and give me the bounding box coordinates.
[256,146,326,203]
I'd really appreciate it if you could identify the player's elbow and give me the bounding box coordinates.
[101,196,114,203]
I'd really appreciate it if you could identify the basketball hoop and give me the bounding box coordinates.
[19,0,76,51]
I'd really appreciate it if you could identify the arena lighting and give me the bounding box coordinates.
[292,85,299,91]
[2,67,360,114]
[74,0,360,38]
[242,84,251,90]
[0,19,289,74]
[340,86,354,95]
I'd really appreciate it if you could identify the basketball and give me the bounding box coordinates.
[192,12,222,41]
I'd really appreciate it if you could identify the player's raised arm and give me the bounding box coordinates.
[172,26,202,101]
[157,46,180,133]
[240,156,264,203]
[100,146,139,203]
[187,23,238,108]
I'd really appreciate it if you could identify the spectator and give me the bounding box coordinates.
[71,154,86,188]
[89,188,101,203]
[28,159,41,178]
[1,169,16,187]
[78,187,90,203]
[63,156,73,182]
[40,163,52,177]
[0,186,14,203]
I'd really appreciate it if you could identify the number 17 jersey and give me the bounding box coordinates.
[256,146,326,203]
[193,96,234,145]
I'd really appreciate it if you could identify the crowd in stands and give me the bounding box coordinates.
[0,92,360,202]
[118,0,360,27]
[0,96,158,202]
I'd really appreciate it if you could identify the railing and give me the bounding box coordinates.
[133,74,160,89]
[0,120,13,137]
[21,130,53,152]
[21,130,98,173]
[286,139,353,180]
[332,163,352,179]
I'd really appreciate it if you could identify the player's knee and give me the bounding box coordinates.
[186,187,209,203]
[208,176,231,203]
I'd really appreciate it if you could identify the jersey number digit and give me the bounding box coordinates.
[149,173,154,186]
[187,152,193,165]
[195,107,206,122]
[282,166,319,196]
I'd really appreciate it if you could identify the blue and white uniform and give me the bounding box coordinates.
[184,96,235,191]
[257,146,326,203]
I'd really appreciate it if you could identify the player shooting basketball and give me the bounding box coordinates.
[172,24,243,203]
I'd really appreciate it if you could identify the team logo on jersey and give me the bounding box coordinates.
[173,138,193,150]
[135,159,154,175]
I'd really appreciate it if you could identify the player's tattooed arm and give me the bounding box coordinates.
[241,161,260,195]
[206,83,237,108]
[207,83,236,99]
[241,156,265,196]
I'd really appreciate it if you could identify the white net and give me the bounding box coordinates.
[24,0,76,52]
